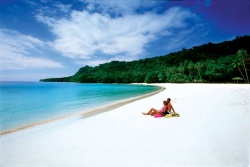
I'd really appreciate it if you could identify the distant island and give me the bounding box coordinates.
[41,36,250,83]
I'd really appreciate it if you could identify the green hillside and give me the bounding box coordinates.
[41,36,250,83]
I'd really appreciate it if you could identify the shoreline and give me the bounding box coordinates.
[0,84,165,136]
[1,83,249,167]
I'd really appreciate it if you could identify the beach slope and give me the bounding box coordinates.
[1,84,249,167]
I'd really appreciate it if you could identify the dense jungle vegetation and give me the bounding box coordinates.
[41,36,250,83]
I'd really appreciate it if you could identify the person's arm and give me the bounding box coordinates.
[170,104,176,114]
[164,105,167,112]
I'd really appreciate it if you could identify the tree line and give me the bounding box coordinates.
[41,36,250,83]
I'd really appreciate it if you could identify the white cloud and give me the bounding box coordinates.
[164,23,209,51]
[0,29,63,70]
[36,6,197,62]
[83,0,157,15]
[34,1,71,26]
[53,2,71,13]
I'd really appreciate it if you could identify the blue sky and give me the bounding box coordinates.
[0,0,249,81]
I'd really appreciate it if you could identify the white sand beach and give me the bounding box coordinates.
[1,84,250,167]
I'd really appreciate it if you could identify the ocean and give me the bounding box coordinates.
[0,82,160,133]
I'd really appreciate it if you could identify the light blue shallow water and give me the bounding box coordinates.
[0,82,160,132]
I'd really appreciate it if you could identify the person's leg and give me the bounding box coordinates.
[150,108,159,116]
[142,108,158,115]
[142,108,153,115]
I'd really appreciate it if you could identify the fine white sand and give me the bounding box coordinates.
[1,84,250,167]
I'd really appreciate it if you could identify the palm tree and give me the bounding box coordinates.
[232,59,247,82]
[187,61,194,82]
[178,65,185,75]
[194,62,203,81]
[236,49,249,83]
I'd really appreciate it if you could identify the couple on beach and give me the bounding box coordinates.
[142,98,176,117]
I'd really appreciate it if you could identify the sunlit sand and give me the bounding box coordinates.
[1,84,249,167]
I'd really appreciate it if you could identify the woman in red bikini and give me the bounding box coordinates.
[142,101,168,116]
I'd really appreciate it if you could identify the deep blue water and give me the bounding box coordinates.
[0,82,160,132]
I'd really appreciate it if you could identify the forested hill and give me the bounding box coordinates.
[41,36,250,83]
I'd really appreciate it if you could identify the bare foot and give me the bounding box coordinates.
[142,112,147,115]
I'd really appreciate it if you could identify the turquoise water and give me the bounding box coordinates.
[0,82,160,132]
